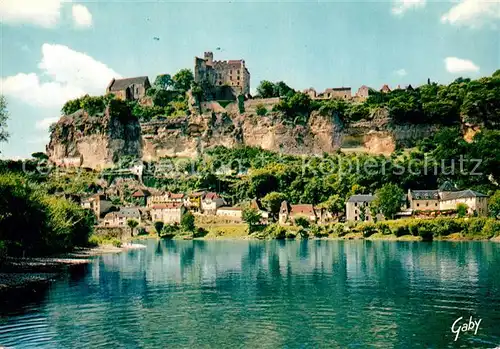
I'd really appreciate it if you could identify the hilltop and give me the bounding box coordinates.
[46,70,500,169]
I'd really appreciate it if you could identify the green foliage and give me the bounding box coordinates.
[456,203,468,218]
[242,207,262,233]
[371,184,404,219]
[154,74,173,90]
[238,95,245,114]
[256,80,294,98]
[260,224,287,239]
[172,69,194,92]
[127,219,139,235]
[261,192,287,220]
[181,211,195,232]
[61,94,107,116]
[154,221,164,236]
[0,172,93,256]
[88,235,122,248]
[0,96,9,145]
[489,190,500,218]
[161,223,180,238]
[255,104,267,116]
[294,216,310,229]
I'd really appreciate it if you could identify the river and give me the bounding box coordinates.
[1,239,500,348]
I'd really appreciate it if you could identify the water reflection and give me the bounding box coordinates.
[1,240,500,348]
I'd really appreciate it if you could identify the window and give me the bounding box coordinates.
[355,216,358,221]
[435,203,438,207]
[417,203,420,207]
[355,210,358,214]
[237,76,240,80]
[355,202,358,207]
[426,202,429,206]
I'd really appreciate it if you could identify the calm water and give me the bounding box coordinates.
[1,240,500,348]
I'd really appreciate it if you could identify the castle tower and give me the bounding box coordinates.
[204,51,213,66]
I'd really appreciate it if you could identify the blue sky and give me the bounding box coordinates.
[0,0,499,158]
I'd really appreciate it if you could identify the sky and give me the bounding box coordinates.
[0,0,499,158]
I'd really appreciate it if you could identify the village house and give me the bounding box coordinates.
[147,192,170,208]
[250,199,269,224]
[408,182,489,216]
[151,203,186,224]
[345,194,376,222]
[355,85,370,99]
[279,201,317,225]
[184,191,205,211]
[216,206,243,221]
[169,193,186,204]
[81,194,113,219]
[380,84,391,93]
[303,87,352,101]
[102,207,141,227]
[201,192,226,214]
[131,189,151,206]
[106,76,151,101]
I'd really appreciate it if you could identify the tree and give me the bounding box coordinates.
[154,74,173,90]
[0,96,9,144]
[294,216,310,229]
[256,80,276,98]
[172,69,194,92]
[181,211,195,232]
[320,194,344,219]
[359,205,367,222]
[242,207,262,234]
[489,191,500,218]
[456,203,468,218]
[154,221,164,236]
[261,192,287,220]
[371,183,404,220]
[127,219,139,236]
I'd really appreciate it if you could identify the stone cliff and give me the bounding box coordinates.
[47,104,142,169]
[47,101,441,169]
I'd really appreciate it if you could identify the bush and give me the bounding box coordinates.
[482,219,500,237]
[193,227,209,238]
[256,104,267,116]
[375,222,391,235]
[359,222,377,238]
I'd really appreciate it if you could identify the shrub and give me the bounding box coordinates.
[359,222,377,238]
[110,238,122,248]
[256,104,267,116]
[193,227,209,238]
[482,219,500,237]
[375,222,391,235]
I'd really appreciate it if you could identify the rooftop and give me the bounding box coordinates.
[347,194,375,203]
[108,76,150,92]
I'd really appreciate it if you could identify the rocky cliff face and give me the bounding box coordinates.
[47,106,142,169]
[47,103,442,169]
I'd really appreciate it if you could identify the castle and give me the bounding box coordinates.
[194,51,251,98]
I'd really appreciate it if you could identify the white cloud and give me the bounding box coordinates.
[441,0,500,28]
[395,68,408,77]
[444,57,480,73]
[1,44,121,108]
[0,0,66,28]
[35,117,60,130]
[72,4,92,28]
[392,0,427,16]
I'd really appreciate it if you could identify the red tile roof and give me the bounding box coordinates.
[205,192,220,200]
[290,204,315,216]
[169,193,185,199]
[132,189,151,197]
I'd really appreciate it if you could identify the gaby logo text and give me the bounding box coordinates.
[451,316,482,341]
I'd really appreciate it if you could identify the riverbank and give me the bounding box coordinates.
[0,245,144,296]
